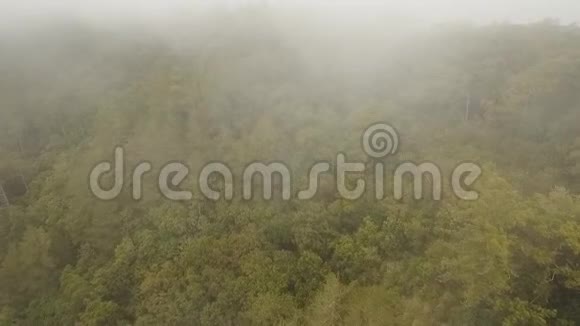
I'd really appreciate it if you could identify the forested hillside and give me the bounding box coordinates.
[2,7,580,325]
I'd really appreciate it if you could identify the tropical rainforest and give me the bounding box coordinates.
[2,5,580,325]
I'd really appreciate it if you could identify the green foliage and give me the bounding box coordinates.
[2,11,580,326]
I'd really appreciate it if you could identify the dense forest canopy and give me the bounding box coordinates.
[2,3,580,325]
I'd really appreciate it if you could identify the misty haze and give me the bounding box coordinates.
[1,1,580,325]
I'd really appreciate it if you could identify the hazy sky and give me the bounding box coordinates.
[2,0,579,25]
